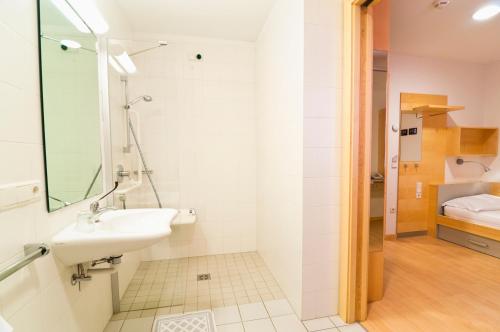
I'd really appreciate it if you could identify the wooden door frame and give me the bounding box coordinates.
[339,0,380,323]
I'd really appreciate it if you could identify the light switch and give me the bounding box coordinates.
[391,155,398,169]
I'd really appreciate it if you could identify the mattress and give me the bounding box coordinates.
[443,206,500,230]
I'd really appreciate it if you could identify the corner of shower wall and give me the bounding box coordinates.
[255,0,305,317]
[301,0,343,320]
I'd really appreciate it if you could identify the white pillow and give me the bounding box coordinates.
[442,194,500,212]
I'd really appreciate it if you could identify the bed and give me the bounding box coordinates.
[443,206,500,229]
[428,183,500,258]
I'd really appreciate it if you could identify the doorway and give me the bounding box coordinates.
[341,0,500,330]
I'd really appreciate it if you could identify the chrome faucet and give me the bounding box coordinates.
[89,205,117,223]
[89,181,120,219]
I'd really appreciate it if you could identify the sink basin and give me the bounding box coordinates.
[52,208,177,266]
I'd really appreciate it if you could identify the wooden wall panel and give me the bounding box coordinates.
[355,6,373,321]
[397,114,447,233]
[489,183,500,196]
[367,250,384,302]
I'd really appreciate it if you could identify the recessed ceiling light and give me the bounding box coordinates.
[60,39,81,49]
[473,4,500,21]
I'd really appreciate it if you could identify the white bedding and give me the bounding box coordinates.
[443,206,500,230]
[442,194,500,212]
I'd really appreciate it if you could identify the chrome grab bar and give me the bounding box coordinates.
[134,169,154,175]
[0,243,50,282]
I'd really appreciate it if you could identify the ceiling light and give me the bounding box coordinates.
[67,0,109,34]
[114,52,137,74]
[60,39,81,49]
[51,0,90,33]
[473,4,500,21]
[108,56,125,75]
[433,0,451,9]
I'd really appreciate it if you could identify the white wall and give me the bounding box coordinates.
[256,0,304,317]
[302,0,343,320]
[0,1,140,331]
[481,61,500,171]
[386,53,487,234]
[110,36,257,259]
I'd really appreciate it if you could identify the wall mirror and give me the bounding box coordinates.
[399,114,422,162]
[38,0,102,212]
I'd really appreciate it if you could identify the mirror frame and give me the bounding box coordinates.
[36,0,103,212]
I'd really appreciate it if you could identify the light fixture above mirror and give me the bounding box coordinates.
[51,0,108,34]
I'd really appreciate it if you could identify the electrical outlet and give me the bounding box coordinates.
[416,181,422,199]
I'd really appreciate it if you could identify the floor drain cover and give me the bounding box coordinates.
[197,273,211,281]
[154,311,216,332]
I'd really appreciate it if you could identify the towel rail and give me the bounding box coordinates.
[0,243,50,282]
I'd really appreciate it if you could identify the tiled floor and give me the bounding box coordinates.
[105,252,366,332]
[105,299,366,332]
[119,252,285,313]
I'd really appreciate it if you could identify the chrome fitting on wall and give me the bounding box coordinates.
[71,263,92,291]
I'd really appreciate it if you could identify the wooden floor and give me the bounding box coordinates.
[361,236,500,332]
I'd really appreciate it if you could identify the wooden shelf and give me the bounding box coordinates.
[446,127,498,156]
[410,104,464,115]
[400,93,464,116]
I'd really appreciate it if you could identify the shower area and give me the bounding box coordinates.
[101,0,338,323]
[107,38,257,258]
[106,37,269,314]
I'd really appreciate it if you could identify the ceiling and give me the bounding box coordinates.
[391,0,500,64]
[115,0,276,42]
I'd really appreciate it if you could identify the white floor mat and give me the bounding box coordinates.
[153,310,217,332]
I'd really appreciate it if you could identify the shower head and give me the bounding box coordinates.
[125,95,152,109]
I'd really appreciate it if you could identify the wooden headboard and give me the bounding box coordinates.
[489,183,500,196]
[428,182,491,236]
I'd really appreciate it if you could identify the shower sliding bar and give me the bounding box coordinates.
[0,244,50,282]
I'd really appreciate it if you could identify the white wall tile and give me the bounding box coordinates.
[0,1,136,331]
[256,0,304,317]
[302,0,343,320]
[110,38,257,260]
[304,117,341,148]
[304,177,340,207]
[304,147,341,178]
[304,87,342,118]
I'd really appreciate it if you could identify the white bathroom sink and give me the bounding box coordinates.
[51,208,177,266]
